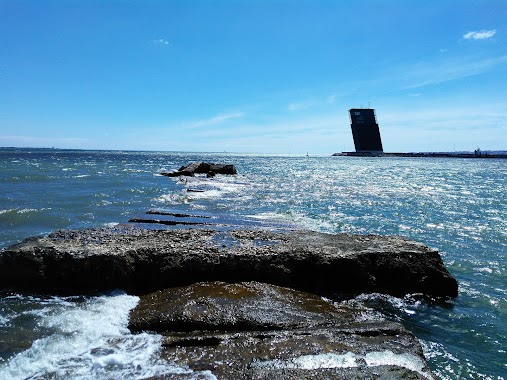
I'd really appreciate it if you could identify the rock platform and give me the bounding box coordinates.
[0,227,457,298]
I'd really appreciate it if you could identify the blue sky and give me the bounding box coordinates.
[1,1,506,154]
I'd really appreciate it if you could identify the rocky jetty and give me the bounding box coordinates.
[0,159,461,378]
[161,162,237,177]
[0,227,457,298]
[0,209,458,378]
[131,281,434,379]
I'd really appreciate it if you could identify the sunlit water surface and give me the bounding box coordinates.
[0,149,505,379]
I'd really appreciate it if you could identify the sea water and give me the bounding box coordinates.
[0,148,505,379]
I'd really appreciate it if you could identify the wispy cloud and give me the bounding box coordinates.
[183,112,349,153]
[326,94,337,104]
[401,54,507,89]
[287,96,334,111]
[184,112,245,129]
[287,102,309,111]
[463,29,496,40]
[0,135,86,147]
[380,102,507,151]
[153,38,171,46]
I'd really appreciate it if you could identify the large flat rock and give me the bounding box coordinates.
[129,281,367,333]
[131,282,434,379]
[0,227,457,298]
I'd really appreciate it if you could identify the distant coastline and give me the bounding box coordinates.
[333,151,507,159]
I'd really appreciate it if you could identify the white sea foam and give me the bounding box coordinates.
[251,211,339,233]
[420,340,468,380]
[475,267,494,274]
[156,193,190,205]
[17,208,40,214]
[364,351,430,376]
[253,351,433,378]
[186,189,223,200]
[102,222,119,228]
[0,314,9,327]
[0,291,202,379]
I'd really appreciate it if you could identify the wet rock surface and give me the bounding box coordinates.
[129,281,366,333]
[0,227,457,298]
[132,282,433,379]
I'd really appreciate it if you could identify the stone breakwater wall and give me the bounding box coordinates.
[0,227,457,298]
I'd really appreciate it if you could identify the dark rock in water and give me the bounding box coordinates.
[0,227,458,298]
[178,162,237,175]
[131,281,434,379]
[128,208,297,230]
[129,281,359,333]
[161,162,237,177]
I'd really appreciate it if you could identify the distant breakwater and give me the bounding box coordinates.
[334,151,507,158]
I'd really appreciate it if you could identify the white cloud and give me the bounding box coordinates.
[463,29,496,40]
[154,38,170,46]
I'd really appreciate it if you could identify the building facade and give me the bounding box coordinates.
[349,108,383,153]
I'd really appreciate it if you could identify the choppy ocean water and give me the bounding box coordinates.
[0,148,505,379]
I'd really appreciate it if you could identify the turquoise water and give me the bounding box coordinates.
[0,148,506,379]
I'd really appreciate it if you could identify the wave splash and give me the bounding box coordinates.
[0,291,212,379]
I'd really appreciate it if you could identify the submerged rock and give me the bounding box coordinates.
[131,281,434,379]
[0,227,458,298]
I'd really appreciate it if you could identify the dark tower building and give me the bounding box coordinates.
[349,108,383,153]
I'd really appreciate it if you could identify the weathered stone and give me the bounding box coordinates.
[0,227,458,298]
[208,163,237,175]
[154,329,432,379]
[129,281,370,333]
[130,282,434,379]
